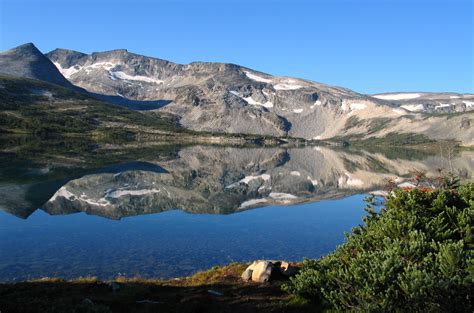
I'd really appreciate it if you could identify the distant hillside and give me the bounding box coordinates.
[0,75,179,137]
[45,46,474,146]
[0,43,75,89]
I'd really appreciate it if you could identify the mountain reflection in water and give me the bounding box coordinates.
[0,138,472,281]
[0,140,472,220]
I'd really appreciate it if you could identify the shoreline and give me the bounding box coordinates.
[0,262,316,313]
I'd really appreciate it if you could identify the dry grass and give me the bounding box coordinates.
[0,262,316,313]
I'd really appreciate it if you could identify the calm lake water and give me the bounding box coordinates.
[0,137,472,282]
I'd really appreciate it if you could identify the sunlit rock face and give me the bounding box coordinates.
[45,47,474,145]
[40,146,474,219]
[1,43,473,145]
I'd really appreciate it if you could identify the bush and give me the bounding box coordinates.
[283,183,474,312]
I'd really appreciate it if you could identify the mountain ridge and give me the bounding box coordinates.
[1,43,473,146]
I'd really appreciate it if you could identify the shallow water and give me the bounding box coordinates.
[0,138,472,281]
[0,195,366,281]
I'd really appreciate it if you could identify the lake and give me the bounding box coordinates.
[0,137,472,282]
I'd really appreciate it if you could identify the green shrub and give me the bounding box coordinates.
[283,183,474,312]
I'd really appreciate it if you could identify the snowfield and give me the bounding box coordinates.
[400,104,424,112]
[274,83,303,90]
[110,71,164,84]
[244,96,274,108]
[53,62,82,78]
[244,71,272,83]
[226,174,271,188]
[373,93,421,100]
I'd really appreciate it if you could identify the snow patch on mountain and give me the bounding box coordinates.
[349,103,367,110]
[110,71,163,84]
[226,173,271,188]
[463,101,474,108]
[341,101,368,112]
[373,93,421,100]
[239,198,268,209]
[435,103,453,110]
[401,104,424,112]
[392,108,406,115]
[243,96,274,108]
[105,188,162,198]
[49,186,75,201]
[244,71,272,83]
[269,192,298,200]
[53,62,81,78]
[274,83,303,90]
[307,176,319,186]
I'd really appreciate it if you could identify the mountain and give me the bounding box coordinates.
[372,92,474,113]
[0,43,472,146]
[0,43,75,89]
[46,47,474,145]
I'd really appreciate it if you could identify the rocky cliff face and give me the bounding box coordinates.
[46,47,474,145]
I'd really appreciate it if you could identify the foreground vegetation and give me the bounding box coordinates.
[284,180,473,312]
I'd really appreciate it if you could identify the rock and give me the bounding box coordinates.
[279,261,297,276]
[241,260,273,283]
[242,260,297,282]
[241,268,253,281]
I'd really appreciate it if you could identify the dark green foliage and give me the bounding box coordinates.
[284,184,474,312]
[359,132,435,146]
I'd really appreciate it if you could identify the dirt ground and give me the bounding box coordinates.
[0,263,319,313]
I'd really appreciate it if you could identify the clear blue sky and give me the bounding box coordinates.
[0,0,472,94]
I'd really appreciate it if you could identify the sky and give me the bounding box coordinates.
[0,0,472,94]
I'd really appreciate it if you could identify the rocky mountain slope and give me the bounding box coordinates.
[46,47,474,145]
[0,43,75,89]
[1,43,472,145]
[372,92,474,113]
[0,75,179,136]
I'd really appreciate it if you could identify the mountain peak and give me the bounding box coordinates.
[1,42,40,55]
[0,43,74,88]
